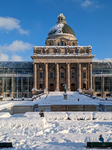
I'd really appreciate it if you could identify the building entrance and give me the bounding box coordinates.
[71,83,75,91]
[60,83,64,91]
[50,83,54,91]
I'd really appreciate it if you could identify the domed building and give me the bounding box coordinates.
[31,13,94,94]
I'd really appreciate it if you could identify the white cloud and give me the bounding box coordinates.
[0,53,9,61]
[93,58,112,62]
[0,40,33,52]
[72,0,102,9]
[104,58,112,61]
[81,0,94,8]
[11,55,23,61]
[0,16,29,35]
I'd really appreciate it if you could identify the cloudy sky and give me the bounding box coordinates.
[0,0,112,61]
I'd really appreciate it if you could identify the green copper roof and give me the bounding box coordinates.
[62,24,75,36]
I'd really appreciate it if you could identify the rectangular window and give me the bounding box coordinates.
[95,77,101,92]
[50,72,53,78]
[83,72,86,78]
[39,64,43,68]
[72,72,75,78]
[61,72,64,78]
[82,64,86,68]
[40,72,43,78]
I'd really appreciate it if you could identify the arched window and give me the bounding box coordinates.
[61,83,64,86]
[50,83,54,86]
[40,84,42,88]
[71,83,75,86]
[73,43,75,46]
[49,42,51,46]
[58,43,59,46]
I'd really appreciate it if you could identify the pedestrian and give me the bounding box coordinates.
[39,110,44,117]
[99,134,104,142]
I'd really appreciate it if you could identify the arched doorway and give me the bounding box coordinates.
[50,83,54,91]
[71,83,75,91]
[60,83,64,91]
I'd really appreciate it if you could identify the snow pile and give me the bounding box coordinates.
[0,112,11,118]
[68,112,92,120]
[24,112,40,117]
[93,112,112,120]
[44,112,68,121]
[0,117,46,129]
[24,112,68,121]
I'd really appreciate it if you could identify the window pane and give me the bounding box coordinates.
[83,72,86,78]
[61,73,64,78]
[50,72,53,78]
[40,73,42,78]
[72,72,74,78]
[23,77,28,92]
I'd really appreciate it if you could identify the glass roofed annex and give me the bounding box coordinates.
[92,61,112,98]
[0,62,33,98]
[92,61,112,75]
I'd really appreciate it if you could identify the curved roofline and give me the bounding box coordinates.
[47,33,76,39]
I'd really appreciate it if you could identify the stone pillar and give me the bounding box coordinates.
[11,77,13,97]
[78,63,81,89]
[55,63,59,91]
[34,63,37,89]
[44,63,48,93]
[89,63,92,89]
[88,63,89,89]
[102,76,105,98]
[66,63,70,91]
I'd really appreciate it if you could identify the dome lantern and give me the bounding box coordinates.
[56,12,67,24]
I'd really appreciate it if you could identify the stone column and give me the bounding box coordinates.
[34,63,37,89]
[89,63,92,89]
[11,77,13,97]
[67,63,70,91]
[102,76,104,98]
[78,63,81,89]
[88,63,89,89]
[44,63,48,93]
[55,63,59,91]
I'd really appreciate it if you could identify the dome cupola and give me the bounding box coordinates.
[47,13,75,38]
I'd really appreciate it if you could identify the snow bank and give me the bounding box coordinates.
[44,112,68,120]
[24,112,68,121]
[0,117,47,128]
[68,112,92,120]
[93,112,112,120]
[0,112,11,118]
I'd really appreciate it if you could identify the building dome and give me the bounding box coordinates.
[48,13,75,38]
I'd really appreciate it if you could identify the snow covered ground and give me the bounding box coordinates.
[0,112,112,150]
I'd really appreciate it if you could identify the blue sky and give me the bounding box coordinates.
[0,0,112,61]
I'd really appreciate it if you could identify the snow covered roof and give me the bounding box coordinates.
[0,61,33,69]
